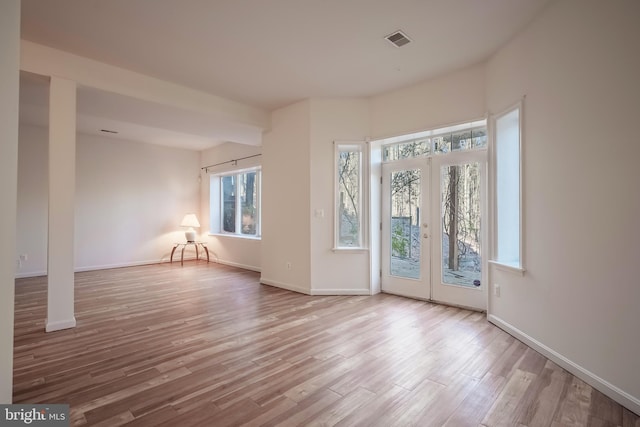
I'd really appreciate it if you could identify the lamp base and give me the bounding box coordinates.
[185,229,196,242]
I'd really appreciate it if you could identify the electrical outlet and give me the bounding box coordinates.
[19,254,27,261]
[493,284,501,297]
[286,261,292,270]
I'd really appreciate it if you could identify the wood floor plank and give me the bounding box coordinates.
[304,387,377,427]
[283,352,374,403]
[443,371,506,427]
[520,367,569,427]
[553,376,593,426]
[12,262,639,426]
[268,388,342,427]
[237,395,298,427]
[481,368,537,427]
[215,356,332,408]
[517,347,549,376]
[623,407,640,427]
[588,388,623,426]
[333,384,411,427]
[96,409,148,427]
[462,329,515,379]
[414,373,481,427]
[386,378,446,426]
[80,368,192,424]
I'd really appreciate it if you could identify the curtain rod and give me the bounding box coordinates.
[201,154,262,173]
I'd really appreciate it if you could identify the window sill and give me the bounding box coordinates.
[489,260,525,276]
[209,233,261,241]
[332,247,369,254]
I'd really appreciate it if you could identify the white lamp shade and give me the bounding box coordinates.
[181,214,200,242]
[180,214,200,228]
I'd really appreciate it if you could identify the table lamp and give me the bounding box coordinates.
[180,213,200,242]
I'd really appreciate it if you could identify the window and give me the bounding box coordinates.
[211,169,260,237]
[492,104,523,271]
[382,121,487,161]
[335,143,365,248]
[383,139,430,161]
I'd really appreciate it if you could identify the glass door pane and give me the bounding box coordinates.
[440,163,481,288]
[390,169,421,279]
[381,159,430,301]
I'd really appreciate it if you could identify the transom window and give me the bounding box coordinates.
[383,121,487,162]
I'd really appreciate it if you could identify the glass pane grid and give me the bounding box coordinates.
[471,128,487,148]
[495,108,520,265]
[220,171,260,236]
[382,139,430,162]
[389,169,421,280]
[240,172,257,235]
[222,175,236,233]
[382,126,487,160]
[441,163,481,288]
[338,150,361,247]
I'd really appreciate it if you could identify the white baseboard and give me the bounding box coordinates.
[210,258,260,273]
[260,277,310,295]
[15,270,47,279]
[488,314,640,416]
[15,260,171,278]
[259,280,370,296]
[45,317,76,332]
[311,288,371,296]
[74,259,174,272]
[15,257,258,278]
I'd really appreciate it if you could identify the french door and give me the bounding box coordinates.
[431,150,487,310]
[381,158,431,300]
[381,152,487,310]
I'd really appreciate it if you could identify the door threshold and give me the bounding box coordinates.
[380,291,485,313]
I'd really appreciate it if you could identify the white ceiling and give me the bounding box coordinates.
[19,0,553,149]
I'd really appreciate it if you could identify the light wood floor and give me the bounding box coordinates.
[13,261,639,426]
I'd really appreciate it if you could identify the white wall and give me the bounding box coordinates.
[76,133,200,269]
[16,125,48,277]
[367,63,487,299]
[0,0,20,404]
[16,125,201,273]
[486,0,640,412]
[370,63,486,139]
[261,66,487,297]
[309,98,371,294]
[200,142,262,271]
[261,100,311,294]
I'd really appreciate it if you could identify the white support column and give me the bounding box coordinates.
[46,76,77,333]
[0,0,20,404]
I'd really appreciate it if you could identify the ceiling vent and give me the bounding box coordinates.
[385,30,411,48]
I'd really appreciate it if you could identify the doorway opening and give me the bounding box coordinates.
[373,119,488,310]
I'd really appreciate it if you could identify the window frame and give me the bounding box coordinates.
[437,155,486,290]
[381,120,488,163]
[489,100,525,274]
[210,167,261,239]
[334,141,368,251]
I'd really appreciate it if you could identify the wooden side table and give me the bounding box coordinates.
[170,242,209,266]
